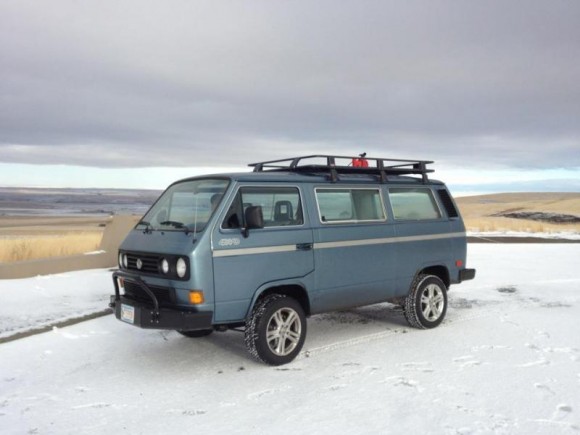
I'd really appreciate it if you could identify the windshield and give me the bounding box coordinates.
[137,178,229,233]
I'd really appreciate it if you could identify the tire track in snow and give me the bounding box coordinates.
[298,295,533,360]
[298,328,406,360]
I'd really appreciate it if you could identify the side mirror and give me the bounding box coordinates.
[243,206,264,237]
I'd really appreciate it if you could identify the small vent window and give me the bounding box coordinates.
[437,189,459,219]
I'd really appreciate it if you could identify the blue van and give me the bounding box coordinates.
[111,155,475,365]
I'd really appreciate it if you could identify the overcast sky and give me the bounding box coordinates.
[1,1,579,193]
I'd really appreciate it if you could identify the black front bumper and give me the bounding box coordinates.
[459,268,476,283]
[111,271,213,331]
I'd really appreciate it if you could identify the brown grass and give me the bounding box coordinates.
[462,217,580,233]
[457,193,580,233]
[0,232,103,263]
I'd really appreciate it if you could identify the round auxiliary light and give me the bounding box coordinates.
[161,258,170,274]
[176,257,187,278]
[119,253,128,269]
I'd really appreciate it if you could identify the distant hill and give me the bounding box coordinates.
[0,187,162,216]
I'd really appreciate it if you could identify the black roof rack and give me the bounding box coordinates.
[248,154,434,183]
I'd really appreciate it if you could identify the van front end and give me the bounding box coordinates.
[109,177,231,333]
[110,269,214,331]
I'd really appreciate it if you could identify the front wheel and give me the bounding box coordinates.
[245,294,307,366]
[403,274,448,329]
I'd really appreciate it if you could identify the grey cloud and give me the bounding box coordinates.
[1,0,579,169]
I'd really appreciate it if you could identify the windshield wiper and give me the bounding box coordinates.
[137,220,153,234]
[160,220,191,234]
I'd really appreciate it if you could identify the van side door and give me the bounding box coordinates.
[211,184,314,323]
[311,186,397,312]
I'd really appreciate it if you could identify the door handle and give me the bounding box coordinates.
[296,243,313,251]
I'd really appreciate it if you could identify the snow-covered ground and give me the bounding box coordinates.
[1,244,579,434]
[0,269,113,340]
[467,230,580,240]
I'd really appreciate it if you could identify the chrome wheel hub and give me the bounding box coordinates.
[420,284,445,321]
[266,308,302,356]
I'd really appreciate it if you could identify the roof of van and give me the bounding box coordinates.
[175,170,445,186]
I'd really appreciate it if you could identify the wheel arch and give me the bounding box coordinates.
[248,283,311,318]
[418,265,450,288]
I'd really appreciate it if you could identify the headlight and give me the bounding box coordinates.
[161,258,170,274]
[119,253,128,269]
[176,257,187,278]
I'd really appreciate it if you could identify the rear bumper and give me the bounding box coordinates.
[459,268,476,283]
[110,271,213,331]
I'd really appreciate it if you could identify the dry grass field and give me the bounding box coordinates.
[0,233,103,262]
[456,192,580,233]
[0,216,108,263]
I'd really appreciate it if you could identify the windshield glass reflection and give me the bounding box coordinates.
[137,178,229,233]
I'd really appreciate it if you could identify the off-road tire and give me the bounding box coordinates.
[245,294,306,366]
[177,329,214,338]
[403,274,448,329]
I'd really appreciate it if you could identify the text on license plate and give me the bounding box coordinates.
[121,304,135,324]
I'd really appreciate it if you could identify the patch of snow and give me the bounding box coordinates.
[0,245,579,434]
[468,230,580,240]
[0,269,112,339]
[83,250,107,256]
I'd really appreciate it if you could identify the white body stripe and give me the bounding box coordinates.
[212,232,465,258]
[212,244,297,258]
[314,232,465,249]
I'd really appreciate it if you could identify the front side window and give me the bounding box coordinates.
[389,188,441,221]
[222,186,303,229]
[136,178,229,233]
[316,188,386,223]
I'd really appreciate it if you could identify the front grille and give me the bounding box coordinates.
[126,253,160,275]
[121,251,190,280]
[123,281,176,307]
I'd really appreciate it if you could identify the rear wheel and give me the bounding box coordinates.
[245,294,306,366]
[178,329,214,338]
[403,274,448,329]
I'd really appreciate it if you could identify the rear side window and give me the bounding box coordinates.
[437,189,459,218]
[389,188,441,221]
[222,186,303,228]
[316,188,386,223]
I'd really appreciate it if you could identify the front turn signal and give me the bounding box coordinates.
[189,291,205,305]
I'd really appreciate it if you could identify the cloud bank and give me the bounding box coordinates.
[1,1,579,170]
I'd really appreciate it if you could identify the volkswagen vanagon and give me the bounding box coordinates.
[110,154,475,365]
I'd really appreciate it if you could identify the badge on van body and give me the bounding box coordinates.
[218,238,241,247]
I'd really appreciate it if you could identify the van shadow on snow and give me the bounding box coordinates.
[311,303,408,328]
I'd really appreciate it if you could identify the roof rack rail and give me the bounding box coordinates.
[248,154,434,183]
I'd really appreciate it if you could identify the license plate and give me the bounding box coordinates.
[121,304,135,324]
